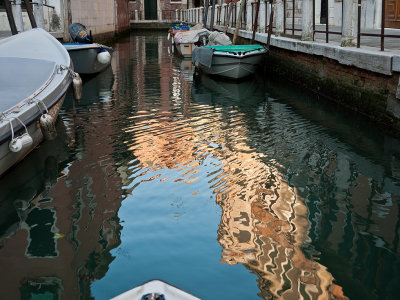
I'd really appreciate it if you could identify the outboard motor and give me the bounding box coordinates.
[69,23,93,44]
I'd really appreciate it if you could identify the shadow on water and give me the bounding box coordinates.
[0,63,122,299]
[0,119,74,298]
[190,70,400,299]
[261,77,400,300]
[0,119,72,244]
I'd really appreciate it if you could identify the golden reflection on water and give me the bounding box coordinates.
[127,80,348,299]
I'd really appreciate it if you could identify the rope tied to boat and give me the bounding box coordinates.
[35,99,49,114]
[58,64,76,77]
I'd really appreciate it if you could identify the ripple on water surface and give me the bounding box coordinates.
[0,33,399,300]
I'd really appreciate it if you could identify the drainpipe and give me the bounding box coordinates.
[301,0,313,40]
[341,0,356,46]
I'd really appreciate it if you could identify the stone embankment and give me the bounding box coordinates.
[182,4,400,134]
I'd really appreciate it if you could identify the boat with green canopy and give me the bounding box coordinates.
[192,44,268,80]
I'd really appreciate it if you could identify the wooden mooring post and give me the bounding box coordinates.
[3,0,18,35]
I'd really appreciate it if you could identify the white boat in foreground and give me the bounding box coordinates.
[63,43,113,75]
[192,45,268,80]
[110,280,201,300]
[0,28,73,177]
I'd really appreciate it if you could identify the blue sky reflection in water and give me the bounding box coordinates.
[0,32,399,300]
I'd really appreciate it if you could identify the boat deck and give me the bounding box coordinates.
[0,57,56,112]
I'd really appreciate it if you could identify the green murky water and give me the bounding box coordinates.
[0,32,399,300]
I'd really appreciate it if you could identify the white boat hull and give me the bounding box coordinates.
[0,28,72,177]
[63,43,113,74]
[0,96,66,176]
[111,280,201,300]
[198,51,266,79]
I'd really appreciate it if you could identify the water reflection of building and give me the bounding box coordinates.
[120,34,197,186]
[120,36,349,298]
[204,122,348,299]
[0,58,123,299]
[261,80,400,299]
[191,75,399,298]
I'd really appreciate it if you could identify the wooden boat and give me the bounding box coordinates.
[0,28,73,177]
[110,280,201,300]
[192,45,268,80]
[62,43,113,75]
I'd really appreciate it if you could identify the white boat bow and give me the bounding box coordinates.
[111,280,201,300]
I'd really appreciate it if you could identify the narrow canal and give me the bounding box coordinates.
[0,32,400,300]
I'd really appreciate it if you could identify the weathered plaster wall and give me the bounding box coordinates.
[70,0,116,38]
[0,0,63,32]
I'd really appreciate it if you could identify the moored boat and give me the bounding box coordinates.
[0,28,73,177]
[63,23,113,75]
[192,45,268,80]
[63,43,113,74]
[167,23,192,57]
[168,23,192,41]
[173,28,209,58]
[110,280,201,300]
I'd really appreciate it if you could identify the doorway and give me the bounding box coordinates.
[385,0,400,28]
[320,0,327,24]
[145,0,157,20]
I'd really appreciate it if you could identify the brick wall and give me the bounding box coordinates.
[116,0,130,32]
[267,47,400,133]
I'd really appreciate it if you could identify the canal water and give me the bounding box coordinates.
[0,32,399,300]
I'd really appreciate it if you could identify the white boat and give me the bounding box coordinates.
[173,28,209,58]
[173,30,232,58]
[0,28,73,177]
[63,43,113,75]
[192,45,268,80]
[110,280,201,300]
[63,23,113,75]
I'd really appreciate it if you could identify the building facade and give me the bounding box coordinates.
[0,0,130,41]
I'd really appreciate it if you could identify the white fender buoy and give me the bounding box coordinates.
[40,113,57,140]
[73,73,83,101]
[9,133,33,153]
[97,49,111,64]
